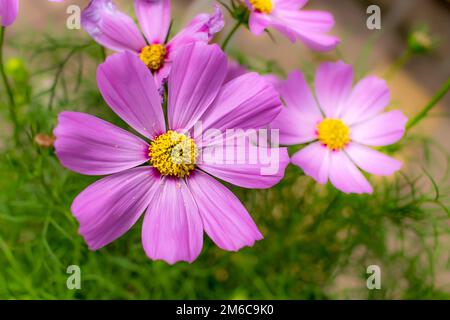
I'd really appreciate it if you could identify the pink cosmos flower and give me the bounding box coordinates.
[271,61,408,194]
[244,0,339,51]
[0,0,63,27]
[81,0,224,87]
[54,42,289,264]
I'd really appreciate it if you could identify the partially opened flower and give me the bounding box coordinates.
[271,61,407,194]
[0,0,64,27]
[82,0,224,87]
[245,0,339,51]
[54,43,289,264]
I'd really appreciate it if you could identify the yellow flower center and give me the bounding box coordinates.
[317,118,350,151]
[149,131,197,178]
[139,44,167,72]
[250,0,273,14]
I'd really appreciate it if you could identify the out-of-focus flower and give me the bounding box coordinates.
[0,0,64,27]
[54,43,289,264]
[271,61,407,194]
[34,133,55,148]
[408,27,436,54]
[244,0,339,51]
[81,0,224,88]
[0,0,18,26]
[4,57,30,105]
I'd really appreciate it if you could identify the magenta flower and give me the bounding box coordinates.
[54,43,289,264]
[271,61,408,194]
[244,0,339,51]
[81,0,224,87]
[0,0,64,27]
[225,60,281,89]
[0,0,18,26]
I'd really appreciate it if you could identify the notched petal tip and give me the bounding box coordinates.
[168,5,225,49]
[144,253,200,265]
[141,179,204,264]
[207,4,225,36]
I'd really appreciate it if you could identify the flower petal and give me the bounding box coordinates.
[134,0,170,44]
[81,0,146,53]
[97,51,166,139]
[199,135,289,189]
[291,142,330,184]
[199,72,282,132]
[263,73,283,90]
[345,143,402,176]
[72,167,160,250]
[275,0,308,10]
[54,112,149,176]
[225,60,247,83]
[152,62,172,89]
[270,9,339,50]
[351,110,408,146]
[187,171,263,251]
[266,18,298,42]
[168,42,227,131]
[328,151,373,194]
[270,107,317,145]
[275,9,335,32]
[0,0,18,26]
[341,76,390,125]
[294,30,340,52]
[271,70,323,145]
[279,71,321,118]
[142,178,203,264]
[315,61,353,118]
[168,5,224,51]
[248,12,271,35]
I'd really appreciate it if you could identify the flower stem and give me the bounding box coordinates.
[48,43,90,110]
[0,26,19,144]
[406,77,450,131]
[221,20,242,51]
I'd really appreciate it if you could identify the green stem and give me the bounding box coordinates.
[99,45,106,61]
[48,44,90,110]
[0,26,19,144]
[217,0,234,16]
[162,82,169,130]
[406,77,450,131]
[221,20,241,51]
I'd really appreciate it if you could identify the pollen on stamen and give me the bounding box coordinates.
[317,118,351,151]
[139,44,167,72]
[250,0,274,14]
[149,131,197,178]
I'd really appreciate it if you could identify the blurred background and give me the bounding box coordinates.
[0,0,449,299]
